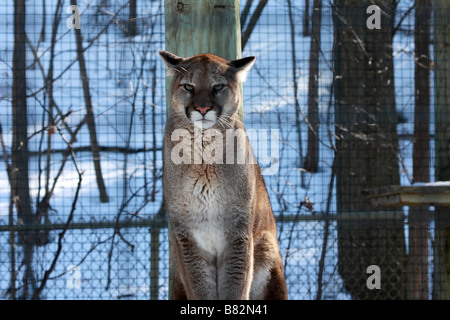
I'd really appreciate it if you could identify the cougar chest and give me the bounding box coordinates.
[188,165,227,257]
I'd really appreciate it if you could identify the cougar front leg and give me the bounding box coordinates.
[172,231,218,300]
[218,235,254,300]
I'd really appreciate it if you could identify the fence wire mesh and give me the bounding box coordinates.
[0,0,448,300]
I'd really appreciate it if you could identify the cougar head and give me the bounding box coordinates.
[159,51,255,129]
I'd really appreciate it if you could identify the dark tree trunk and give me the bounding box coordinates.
[408,0,431,300]
[433,0,450,301]
[128,0,137,36]
[241,0,268,50]
[303,0,310,36]
[304,0,322,173]
[71,0,109,203]
[12,0,37,299]
[333,0,407,299]
[287,0,304,186]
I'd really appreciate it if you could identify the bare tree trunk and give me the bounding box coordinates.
[316,160,336,299]
[40,0,46,43]
[287,0,304,187]
[71,0,109,202]
[303,0,310,36]
[433,0,450,301]
[408,0,431,300]
[8,192,16,299]
[2,124,17,299]
[43,0,62,208]
[150,203,165,300]
[240,0,253,31]
[304,0,322,173]
[13,0,37,300]
[128,0,137,36]
[150,62,158,201]
[333,0,407,299]
[241,0,268,50]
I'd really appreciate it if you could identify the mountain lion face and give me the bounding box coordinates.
[160,51,255,129]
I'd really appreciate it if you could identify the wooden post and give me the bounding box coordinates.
[408,0,431,300]
[164,0,243,119]
[163,0,243,299]
[149,225,161,300]
[433,0,450,300]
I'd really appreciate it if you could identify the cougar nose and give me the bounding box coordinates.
[195,106,212,115]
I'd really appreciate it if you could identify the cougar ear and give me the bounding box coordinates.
[159,51,185,76]
[229,56,256,82]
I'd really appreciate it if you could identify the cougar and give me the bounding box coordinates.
[160,51,287,300]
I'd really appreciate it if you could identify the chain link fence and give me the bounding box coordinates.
[0,0,446,300]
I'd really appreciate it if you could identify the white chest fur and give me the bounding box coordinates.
[186,168,227,258]
[192,220,226,258]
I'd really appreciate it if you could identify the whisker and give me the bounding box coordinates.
[217,117,232,129]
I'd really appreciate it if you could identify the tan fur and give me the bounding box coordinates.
[160,51,287,300]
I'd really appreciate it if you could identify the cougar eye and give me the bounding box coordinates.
[183,84,194,92]
[213,84,224,92]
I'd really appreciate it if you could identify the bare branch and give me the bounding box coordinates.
[32,125,83,300]
[71,0,108,202]
[241,0,268,49]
